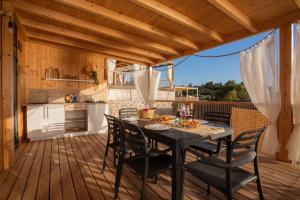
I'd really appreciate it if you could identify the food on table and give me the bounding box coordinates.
[151,115,176,123]
[177,119,200,128]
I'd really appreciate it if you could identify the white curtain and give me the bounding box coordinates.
[286,24,300,163]
[166,66,174,88]
[240,33,280,155]
[106,59,116,85]
[133,68,161,108]
[118,73,124,85]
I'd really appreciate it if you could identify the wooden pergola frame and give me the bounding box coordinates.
[1,0,300,169]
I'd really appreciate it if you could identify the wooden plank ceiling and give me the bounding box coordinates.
[13,0,300,66]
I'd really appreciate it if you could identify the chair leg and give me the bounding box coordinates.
[114,152,124,199]
[206,184,210,196]
[226,191,232,200]
[140,175,147,200]
[140,157,149,200]
[254,158,264,200]
[102,138,110,174]
[256,178,264,200]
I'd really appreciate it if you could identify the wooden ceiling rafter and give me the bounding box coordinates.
[159,10,300,65]
[53,0,200,50]
[13,0,180,56]
[20,18,166,61]
[26,31,154,65]
[294,0,300,8]
[128,0,224,42]
[205,0,257,33]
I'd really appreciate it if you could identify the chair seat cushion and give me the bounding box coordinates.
[189,141,225,155]
[186,159,256,193]
[125,154,172,178]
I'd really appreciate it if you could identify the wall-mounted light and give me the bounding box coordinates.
[8,16,13,34]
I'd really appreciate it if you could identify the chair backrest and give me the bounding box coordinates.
[118,121,148,155]
[104,114,121,137]
[119,108,139,119]
[227,127,266,167]
[203,111,231,126]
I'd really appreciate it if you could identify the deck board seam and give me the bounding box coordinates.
[2,142,35,199]
[20,141,43,199]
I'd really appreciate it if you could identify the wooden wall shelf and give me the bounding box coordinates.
[43,78,95,83]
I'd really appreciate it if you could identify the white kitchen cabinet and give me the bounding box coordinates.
[88,104,108,133]
[26,104,65,140]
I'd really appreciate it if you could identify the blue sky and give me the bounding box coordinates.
[167,31,271,86]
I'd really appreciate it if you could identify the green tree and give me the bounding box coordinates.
[191,80,250,101]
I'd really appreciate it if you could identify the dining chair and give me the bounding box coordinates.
[114,121,172,200]
[119,107,139,119]
[184,127,266,200]
[188,111,231,156]
[102,114,122,172]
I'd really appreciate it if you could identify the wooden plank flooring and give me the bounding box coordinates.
[0,134,299,200]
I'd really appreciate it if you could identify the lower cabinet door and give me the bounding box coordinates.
[46,104,65,138]
[27,106,47,140]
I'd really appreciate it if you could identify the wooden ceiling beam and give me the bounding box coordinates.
[53,0,199,50]
[294,0,300,9]
[20,18,166,61]
[26,31,154,65]
[13,10,28,40]
[205,0,257,33]
[129,0,224,42]
[13,0,180,56]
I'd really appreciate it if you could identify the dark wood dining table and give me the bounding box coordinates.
[125,120,233,200]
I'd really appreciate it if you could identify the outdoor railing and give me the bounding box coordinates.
[167,100,256,119]
[191,101,256,119]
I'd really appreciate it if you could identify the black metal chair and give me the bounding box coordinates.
[189,111,231,156]
[119,108,139,119]
[102,114,122,172]
[114,121,172,200]
[184,127,266,200]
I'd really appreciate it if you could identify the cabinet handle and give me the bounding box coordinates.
[43,107,45,119]
[47,106,49,118]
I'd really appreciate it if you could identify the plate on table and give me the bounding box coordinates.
[144,123,170,131]
[198,120,209,124]
[123,116,139,122]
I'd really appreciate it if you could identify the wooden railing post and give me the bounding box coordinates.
[277,23,293,162]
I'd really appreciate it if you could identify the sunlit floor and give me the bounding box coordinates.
[0,134,299,200]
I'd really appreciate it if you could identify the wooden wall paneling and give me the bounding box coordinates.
[1,0,14,169]
[23,40,108,104]
[277,23,293,162]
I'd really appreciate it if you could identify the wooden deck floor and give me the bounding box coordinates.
[0,134,299,200]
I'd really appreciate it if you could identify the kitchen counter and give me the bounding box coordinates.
[23,102,107,106]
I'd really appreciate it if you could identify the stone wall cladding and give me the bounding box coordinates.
[108,100,173,117]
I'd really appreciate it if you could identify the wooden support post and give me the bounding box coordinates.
[1,0,15,169]
[0,0,3,172]
[277,23,293,162]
